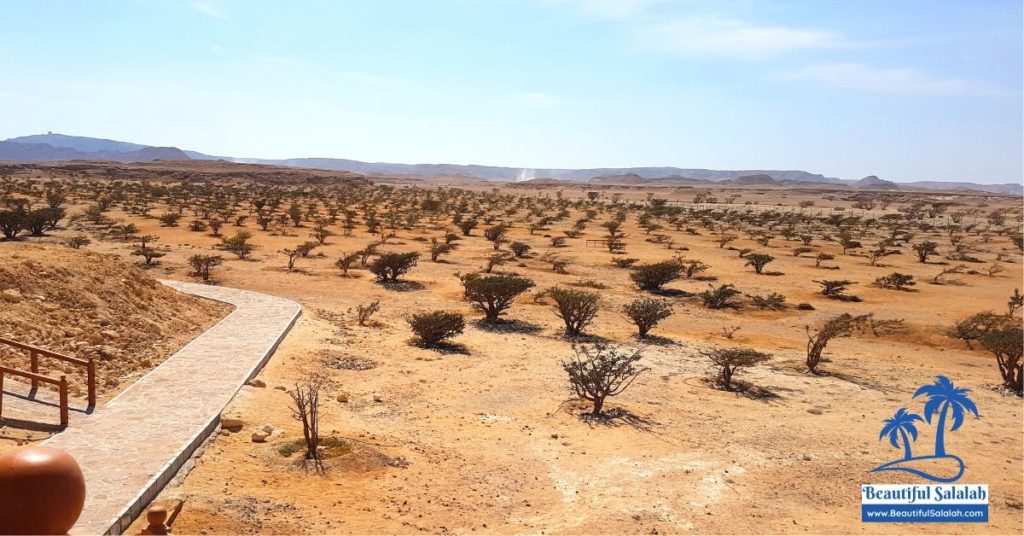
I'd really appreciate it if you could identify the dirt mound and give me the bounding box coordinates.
[0,243,229,400]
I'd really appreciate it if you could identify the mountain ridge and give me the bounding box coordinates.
[1,133,1019,195]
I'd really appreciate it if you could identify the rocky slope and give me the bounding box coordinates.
[0,244,229,401]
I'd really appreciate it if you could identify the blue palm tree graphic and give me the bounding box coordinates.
[914,375,979,457]
[870,376,980,483]
[879,408,923,460]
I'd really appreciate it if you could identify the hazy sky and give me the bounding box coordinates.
[1,0,1021,183]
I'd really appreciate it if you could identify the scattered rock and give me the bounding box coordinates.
[246,379,267,388]
[274,385,287,391]
[372,393,384,403]
[1,289,23,303]
[336,393,349,403]
[100,329,119,339]
[252,425,275,443]
[220,415,245,431]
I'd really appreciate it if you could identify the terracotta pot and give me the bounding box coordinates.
[0,446,85,535]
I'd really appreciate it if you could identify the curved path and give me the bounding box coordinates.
[43,280,301,535]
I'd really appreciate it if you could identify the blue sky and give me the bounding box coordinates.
[0,0,1020,183]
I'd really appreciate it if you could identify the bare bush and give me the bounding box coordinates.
[353,300,381,326]
[289,372,327,460]
[805,313,872,373]
[561,343,647,416]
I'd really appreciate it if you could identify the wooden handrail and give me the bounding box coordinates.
[0,365,69,427]
[0,336,95,407]
[0,336,90,365]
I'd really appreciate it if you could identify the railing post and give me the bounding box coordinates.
[87,358,97,407]
[59,375,69,428]
[0,371,5,422]
[29,350,38,390]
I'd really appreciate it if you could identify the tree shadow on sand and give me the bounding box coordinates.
[473,318,544,334]
[579,407,659,434]
[378,280,426,292]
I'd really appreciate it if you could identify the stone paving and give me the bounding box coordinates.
[41,280,301,535]
[0,378,89,432]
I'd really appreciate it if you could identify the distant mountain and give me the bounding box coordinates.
[1,133,190,163]
[7,133,148,153]
[902,181,1023,195]
[1,132,1019,195]
[853,175,899,190]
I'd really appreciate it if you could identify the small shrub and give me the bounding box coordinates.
[187,254,222,281]
[748,292,786,310]
[408,311,465,346]
[354,300,381,326]
[744,253,774,274]
[460,273,535,321]
[335,252,361,276]
[158,213,181,227]
[611,257,639,269]
[510,241,531,258]
[630,260,684,292]
[875,272,915,291]
[700,347,771,390]
[131,246,165,266]
[370,252,420,281]
[815,280,860,301]
[221,231,256,259]
[622,297,674,337]
[699,284,741,309]
[548,287,600,336]
[66,235,91,249]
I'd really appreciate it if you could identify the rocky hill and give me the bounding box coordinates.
[0,244,229,401]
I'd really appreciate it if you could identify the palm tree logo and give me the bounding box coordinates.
[870,376,980,483]
[879,408,923,460]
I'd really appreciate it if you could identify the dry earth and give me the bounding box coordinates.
[2,173,1022,534]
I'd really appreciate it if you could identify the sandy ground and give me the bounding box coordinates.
[13,180,1023,534]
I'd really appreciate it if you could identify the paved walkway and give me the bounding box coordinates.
[42,280,301,535]
[0,378,90,432]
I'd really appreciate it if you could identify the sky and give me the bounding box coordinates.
[0,0,1021,184]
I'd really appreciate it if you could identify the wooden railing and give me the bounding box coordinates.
[0,366,69,427]
[0,337,95,407]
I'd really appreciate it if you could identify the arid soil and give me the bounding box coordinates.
[4,175,1022,534]
[0,244,230,448]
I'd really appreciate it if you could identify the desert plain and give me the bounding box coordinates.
[0,162,1021,534]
